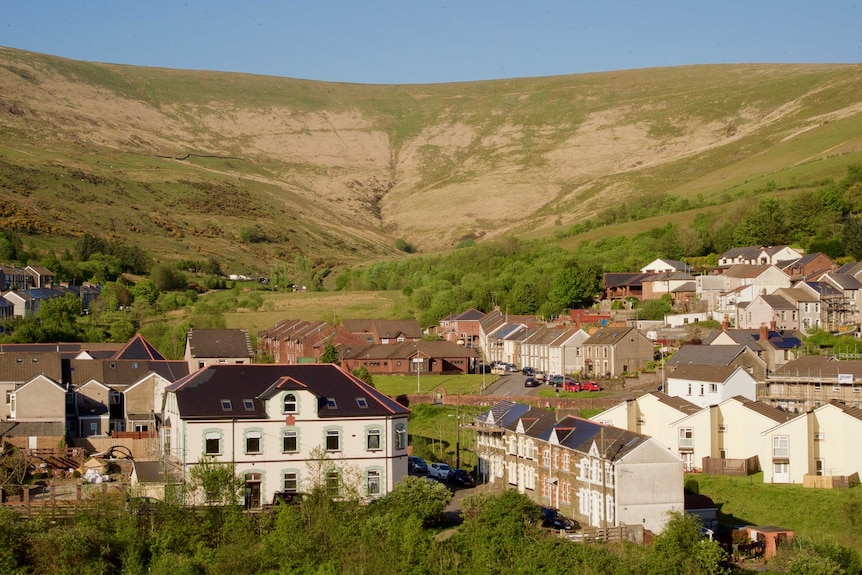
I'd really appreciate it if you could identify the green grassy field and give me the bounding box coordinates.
[373,373,499,397]
[692,473,862,553]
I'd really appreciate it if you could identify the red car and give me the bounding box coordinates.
[580,380,601,392]
[562,379,580,392]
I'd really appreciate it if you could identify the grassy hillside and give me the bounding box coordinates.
[1,47,861,274]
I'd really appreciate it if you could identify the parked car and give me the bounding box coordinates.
[522,366,535,376]
[408,456,428,474]
[446,468,475,487]
[547,374,564,387]
[562,379,580,392]
[541,506,577,531]
[428,462,451,479]
[475,363,491,374]
[505,363,519,373]
[580,380,601,392]
[534,370,547,382]
[524,376,540,387]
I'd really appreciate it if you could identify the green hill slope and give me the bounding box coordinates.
[1,47,861,273]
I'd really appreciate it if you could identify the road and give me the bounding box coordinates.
[480,372,663,400]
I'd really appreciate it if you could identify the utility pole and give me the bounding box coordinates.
[455,394,461,469]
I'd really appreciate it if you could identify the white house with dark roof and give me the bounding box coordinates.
[667,344,767,381]
[474,401,683,534]
[163,364,410,507]
[640,258,689,274]
[665,365,757,408]
[718,246,802,269]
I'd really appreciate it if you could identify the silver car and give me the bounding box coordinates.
[427,462,451,479]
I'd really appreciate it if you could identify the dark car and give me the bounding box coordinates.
[408,456,429,474]
[524,376,540,387]
[522,366,535,376]
[547,374,565,387]
[541,506,576,531]
[475,363,492,374]
[446,468,475,488]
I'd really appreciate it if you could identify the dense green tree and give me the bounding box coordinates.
[736,198,790,246]
[351,365,375,387]
[648,511,728,575]
[150,264,188,291]
[548,264,602,312]
[320,343,339,364]
[842,215,862,260]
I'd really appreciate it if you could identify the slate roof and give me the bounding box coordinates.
[734,396,794,423]
[668,364,739,383]
[474,400,531,428]
[826,273,862,290]
[826,400,862,422]
[453,308,485,321]
[112,334,166,361]
[70,359,189,388]
[604,273,652,288]
[0,351,63,383]
[722,264,774,279]
[770,356,862,379]
[187,329,253,359]
[583,327,639,345]
[648,391,703,415]
[835,262,862,276]
[0,421,65,437]
[667,345,749,367]
[758,294,797,310]
[168,364,409,420]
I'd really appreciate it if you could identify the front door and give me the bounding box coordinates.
[245,473,262,508]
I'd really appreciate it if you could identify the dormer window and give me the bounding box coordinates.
[356,398,368,409]
[220,399,232,411]
[326,398,337,409]
[243,399,255,411]
[283,393,297,413]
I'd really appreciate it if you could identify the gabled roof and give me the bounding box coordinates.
[486,401,656,461]
[770,355,862,379]
[824,400,862,422]
[583,327,640,345]
[603,273,652,288]
[755,294,797,310]
[722,264,775,279]
[824,273,862,290]
[668,364,740,383]
[835,262,862,276]
[667,344,753,367]
[642,271,695,282]
[112,334,166,361]
[647,391,703,415]
[187,329,253,359]
[733,396,795,423]
[168,364,409,420]
[453,308,485,321]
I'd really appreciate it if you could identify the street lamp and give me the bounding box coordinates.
[413,353,422,394]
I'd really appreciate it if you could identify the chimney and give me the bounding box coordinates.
[760,323,769,342]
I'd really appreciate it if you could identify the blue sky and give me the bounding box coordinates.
[4,1,860,84]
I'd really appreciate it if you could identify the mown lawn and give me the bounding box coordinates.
[692,473,862,553]
[373,373,499,397]
[406,402,487,471]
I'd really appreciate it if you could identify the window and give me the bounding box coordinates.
[326,429,340,451]
[563,453,570,472]
[394,424,407,450]
[832,383,840,392]
[283,472,298,493]
[679,428,693,449]
[814,382,822,392]
[718,424,727,433]
[110,391,121,405]
[205,432,221,455]
[815,459,824,476]
[356,397,368,409]
[283,430,298,452]
[773,435,789,458]
[709,383,718,393]
[699,384,705,396]
[719,449,727,459]
[367,429,381,450]
[220,399,232,411]
[326,470,340,496]
[326,398,337,409]
[367,470,381,496]
[283,393,297,413]
[687,383,692,396]
[4,391,10,405]
[246,432,261,454]
[542,449,550,468]
[243,399,255,411]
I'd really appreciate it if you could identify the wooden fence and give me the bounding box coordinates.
[701,456,759,476]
